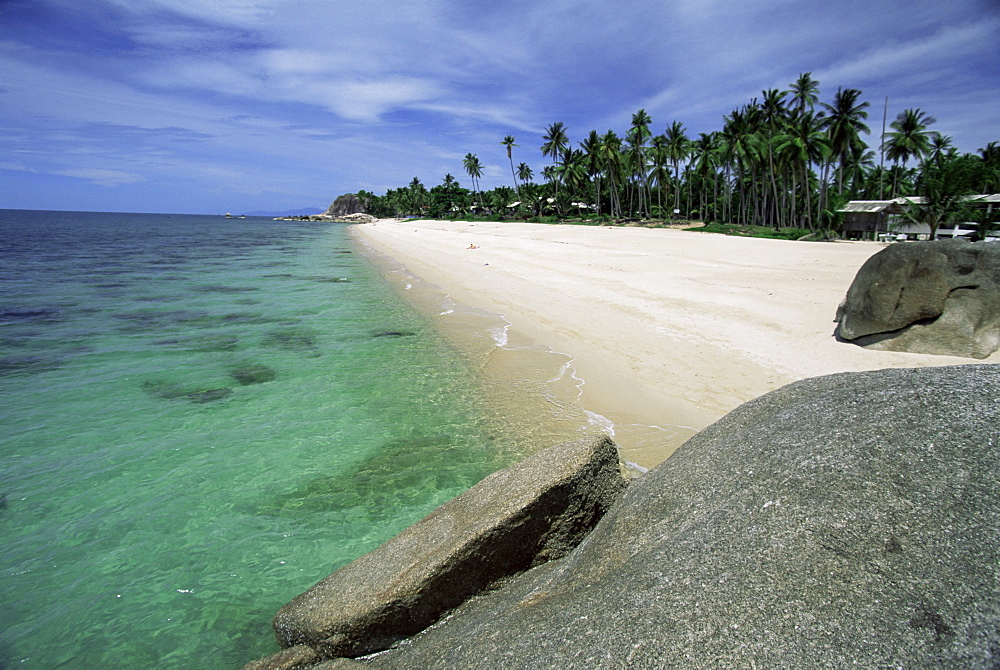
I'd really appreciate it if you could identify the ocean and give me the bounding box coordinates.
[0,210,598,667]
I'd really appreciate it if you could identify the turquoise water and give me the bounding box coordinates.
[0,210,593,667]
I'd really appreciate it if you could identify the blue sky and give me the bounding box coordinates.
[2,0,998,214]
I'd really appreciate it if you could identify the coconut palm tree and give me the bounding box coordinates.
[598,130,624,218]
[664,121,689,217]
[928,134,955,166]
[691,133,721,222]
[629,109,653,217]
[580,130,603,216]
[407,177,427,216]
[463,153,484,210]
[760,88,789,226]
[775,110,829,229]
[541,123,569,172]
[721,107,756,225]
[649,134,669,216]
[883,108,937,195]
[516,162,533,185]
[439,173,459,215]
[541,122,569,214]
[976,141,1000,192]
[821,87,870,198]
[903,152,977,239]
[789,72,820,116]
[501,135,519,194]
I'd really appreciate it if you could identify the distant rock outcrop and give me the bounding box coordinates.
[329,212,376,224]
[836,240,1000,358]
[357,364,1000,669]
[262,435,626,662]
[324,194,364,218]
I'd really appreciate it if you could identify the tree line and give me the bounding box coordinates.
[357,73,999,234]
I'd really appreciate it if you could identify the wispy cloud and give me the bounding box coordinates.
[1,0,998,212]
[55,168,144,186]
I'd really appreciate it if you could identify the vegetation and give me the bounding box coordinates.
[356,74,999,239]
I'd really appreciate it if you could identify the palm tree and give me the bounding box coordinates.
[463,153,484,210]
[774,110,828,229]
[883,108,937,195]
[977,141,1000,193]
[501,135,519,194]
[489,186,516,217]
[903,153,977,239]
[760,88,789,226]
[821,87,870,198]
[580,130,603,216]
[559,148,589,213]
[629,109,653,217]
[516,162,533,185]
[664,121,689,217]
[721,107,757,225]
[691,133,720,221]
[928,134,954,166]
[649,134,669,216]
[407,177,427,216]
[598,130,624,218]
[541,122,569,214]
[440,173,458,215]
[789,72,820,116]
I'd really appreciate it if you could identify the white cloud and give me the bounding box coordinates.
[56,168,144,186]
[106,0,273,28]
[811,20,999,89]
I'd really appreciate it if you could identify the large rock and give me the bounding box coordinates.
[366,365,1000,669]
[325,194,364,218]
[271,435,626,659]
[836,240,1000,358]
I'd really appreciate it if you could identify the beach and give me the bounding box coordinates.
[354,219,1000,468]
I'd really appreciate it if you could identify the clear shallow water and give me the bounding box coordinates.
[0,210,593,667]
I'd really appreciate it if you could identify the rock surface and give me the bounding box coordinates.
[270,435,626,659]
[362,365,1000,669]
[330,212,376,224]
[242,644,319,670]
[836,240,1000,358]
[325,194,365,218]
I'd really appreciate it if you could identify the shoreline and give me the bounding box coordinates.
[352,219,1000,468]
[351,230,621,463]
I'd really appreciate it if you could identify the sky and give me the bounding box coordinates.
[1,0,998,215]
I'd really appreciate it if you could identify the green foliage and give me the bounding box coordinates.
[690,223,815,240]
[347,75,996,236]
[903,153,979,239]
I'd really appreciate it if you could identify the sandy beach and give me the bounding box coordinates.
[354,219,999,468]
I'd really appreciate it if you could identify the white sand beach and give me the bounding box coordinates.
[354,220,998,468]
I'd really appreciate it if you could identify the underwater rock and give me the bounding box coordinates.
[263,327,320,353]
[0,307,60,324]
[258,436,491,522]
[194,285,260,294]
[184,388,232,403]
[0,354,64,377]
[304,276,351,283]
[152,334,240,352]
[230,363,277,385]
[242,644,321,670]
[141,380,232,404]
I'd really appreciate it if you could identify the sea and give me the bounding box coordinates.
[0,210,601,668]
